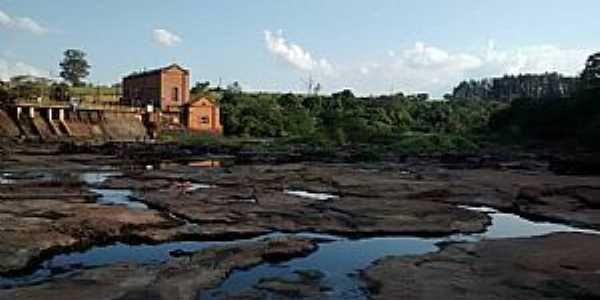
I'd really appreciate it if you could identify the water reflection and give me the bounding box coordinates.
[204,207,600,299]
[0,241,219,289]
[464,206,598,239]
[90,188,148,209]
[80,172,122,185]
[82,172,148,209]
[188,160,222,168]
[285,190,339,201]
[0,173,14,184]
[204,236,435,300]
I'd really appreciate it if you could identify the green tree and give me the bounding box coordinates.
[191,81,211,95]
[227,81,242,94]
[50,82,70,101]
[59,49,90,87]
[582,52,600,90]
[0,85,10,103]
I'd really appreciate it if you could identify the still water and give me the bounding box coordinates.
[0,172,597,299]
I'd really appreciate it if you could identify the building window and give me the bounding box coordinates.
[201,116,210,124]
[172,87,179,102]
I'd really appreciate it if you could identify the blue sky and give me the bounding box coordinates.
[1,0,598,96]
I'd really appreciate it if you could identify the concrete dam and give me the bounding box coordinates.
[0,102,149,142]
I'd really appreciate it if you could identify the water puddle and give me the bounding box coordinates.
[285,190,339,201]
[0,173,14,184]
[80,172,148,209]
[0,171,52,183]
[80,172,122,185]
[0,240,221,289]
[459,206,598,239]
[175,182,215,192]
[90,188,148,209]
[204,207,600,299]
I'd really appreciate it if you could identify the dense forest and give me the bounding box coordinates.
[214,88,501,152]
[211,52,600,152]
[452,73,579,102]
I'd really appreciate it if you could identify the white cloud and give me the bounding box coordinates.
[260,30,592,97]
[0,59,49,81]
[482,41,589,77]
[324,42,485,96]
[0,10,11,26]
[264,30,333,75]
[0,9,47,35]
[153,29,182,47]
[303,42,590,97]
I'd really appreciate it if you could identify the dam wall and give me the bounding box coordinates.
[0,105,148,142]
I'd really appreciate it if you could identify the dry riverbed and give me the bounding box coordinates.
[1,145,600,299]
[362,233,600,300]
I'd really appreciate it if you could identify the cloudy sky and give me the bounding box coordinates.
[0,0,597,97]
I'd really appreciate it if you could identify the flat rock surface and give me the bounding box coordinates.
[362,233,600,300]
[0,237,318,300]
[0,183,181,274]
[129,164,492,237]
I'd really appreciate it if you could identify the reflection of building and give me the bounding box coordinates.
[188,160,222,168]
[183,96,223,134]
[122,64,190,111]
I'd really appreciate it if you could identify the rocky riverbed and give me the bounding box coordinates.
[0,237,319,300]
[1,144,600,299]
[362,233,600,300]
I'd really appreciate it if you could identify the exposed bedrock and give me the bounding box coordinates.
[0,237,318,300]
[362,233,600,300]
[0,183,181,274]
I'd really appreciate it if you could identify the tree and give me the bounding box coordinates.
[50,83,70,101]
[191,81,211,95]
[59,49,90,87]
[0,85,10,103]
[582,52,600,90]
[226,81,242,94]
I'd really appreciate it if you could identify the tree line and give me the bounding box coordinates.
[489,53,600,149]
[213,87,501,149]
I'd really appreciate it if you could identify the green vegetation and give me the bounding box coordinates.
[216,86,501,152]
[0,78,120,103]
[490,88,600,149]
[1,48,598,157]
[488,52,600,151]
[59,49,91,87]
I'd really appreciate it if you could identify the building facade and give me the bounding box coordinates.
[122,64,190,112]
[183,96,223,134]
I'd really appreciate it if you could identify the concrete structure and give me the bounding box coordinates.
[2,101,148,142]
[183,96,223,134]
[122,64,190,112]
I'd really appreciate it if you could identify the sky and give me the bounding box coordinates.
[0,0,598,97]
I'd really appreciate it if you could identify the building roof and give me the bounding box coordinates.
[186,95,219,107]
[123,64,189,80]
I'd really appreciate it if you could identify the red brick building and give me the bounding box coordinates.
[183,96,223,134]
[122,64,190,112]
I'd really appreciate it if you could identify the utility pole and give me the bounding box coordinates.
[301,74,315,96]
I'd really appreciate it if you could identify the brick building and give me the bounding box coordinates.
[122,64,190,112]
[183,96,223,134]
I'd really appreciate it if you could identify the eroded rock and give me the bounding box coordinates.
[362,233,600,300]
[0,184,181,274]
[0,237,318,300]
